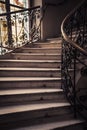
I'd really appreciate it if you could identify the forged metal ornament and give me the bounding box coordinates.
[76,66,87,118]
[76,66,87,108]
[0,4,41,54]
[62,40,75,104]
[61,0,87,119]
[29,8,41,42]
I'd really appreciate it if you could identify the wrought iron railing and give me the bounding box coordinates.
[61,0,87,119]
[0,2,41,55]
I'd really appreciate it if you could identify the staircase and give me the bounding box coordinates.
[0,38,85,130]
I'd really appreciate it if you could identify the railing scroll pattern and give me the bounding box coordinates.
[61,0,87,119]
[0,3,41,55]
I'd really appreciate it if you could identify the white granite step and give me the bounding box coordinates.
[17,47,61,53]
[0,59,61,68]
[0,88,63,95]
[11,53,61,60]
[0,77,61,89]
[0,59,60,63]
[0,77,61,81]
[26,41,62,48]
[0,88,66,106]
[0,67,61,77]
[0,102,70,115]
[0,67,60,71]
[13,119,84,130]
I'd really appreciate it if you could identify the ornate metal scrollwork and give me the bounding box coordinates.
[61,0,87,119]
[29,8,41,43]
[62,40,76,104]
[0,3,41,54]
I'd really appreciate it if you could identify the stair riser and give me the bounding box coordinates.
[26,43,61,48]
[0,70,61,77]
[0,80,61,89]
[15,48,61,53]
[12,55,61,60]
[0,114,75,130]
[0,54,61,60]
[0,92,66,106]
[57,124,84,130]
[0,106,71,124]
[0,62,61,68]
[34,44,61,48]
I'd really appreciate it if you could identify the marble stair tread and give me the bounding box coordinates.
[34,40,62,44]
[27,41,62,45]
[15,47,61,53]
[33,41,61,44]
[0,102,70,115]
[0,59,61,63]
[0,68,73,72]
[12,53,60,56]
[0,67,61,71]
[14,119,84,130]
[47,37,62,41]
[0,77,61,81]
[0,88,63,95]
[21,47,61,49]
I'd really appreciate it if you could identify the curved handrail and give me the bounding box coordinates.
[61,0,87,56]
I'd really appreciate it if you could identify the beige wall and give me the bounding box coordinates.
[33,0,42,6]
[31,0,82,41]
[30,0,42,7]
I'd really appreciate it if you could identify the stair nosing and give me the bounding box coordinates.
[0,67,61,71]
[0,102,70,115]
[0,59,61,62]
[12,53,61,56]
[0,77,61,81]
[0,88,63,96]
[21,47,61,49]
[18,119,84,130]
[33,42,61,44]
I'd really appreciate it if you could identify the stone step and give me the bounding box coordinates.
[0,88,66,106]
[0,77,61,89]
[0,53,61,60]
[47,37,62,42]
[14,47,61,53]
[11,53,61,60]
[0,102,71,124]
[25,41,62,48]
[0,67,61,77]
[0,59,61,68]
[12,119,84,130]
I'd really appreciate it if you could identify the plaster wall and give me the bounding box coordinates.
[31,0,82,40]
